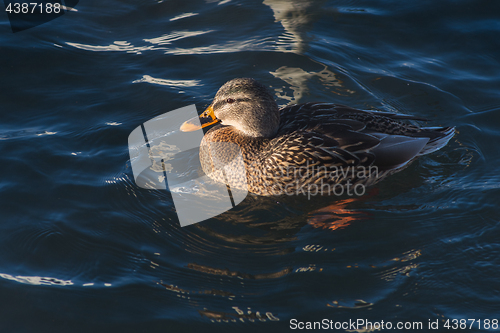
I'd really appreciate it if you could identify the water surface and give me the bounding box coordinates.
[1,0,499,332]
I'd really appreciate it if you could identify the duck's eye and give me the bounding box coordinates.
[226,98,235,104]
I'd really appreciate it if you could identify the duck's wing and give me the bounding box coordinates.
[278,102,427,134]
[279,102,455,160]
[252,130,378,187]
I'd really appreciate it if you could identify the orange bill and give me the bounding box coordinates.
[180,105,220,132]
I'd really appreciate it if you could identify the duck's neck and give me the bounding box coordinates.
[203,125,271,159]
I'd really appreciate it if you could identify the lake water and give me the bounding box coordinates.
[1,0,499,332]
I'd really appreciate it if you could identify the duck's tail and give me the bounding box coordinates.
[365,126,455,172]
[416,126,455,156]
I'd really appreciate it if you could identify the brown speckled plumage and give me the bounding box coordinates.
[199,78,455,196]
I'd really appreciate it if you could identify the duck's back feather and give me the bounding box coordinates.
[278,102,455,160]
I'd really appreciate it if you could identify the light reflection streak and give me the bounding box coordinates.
[0,273,116,287]
[0,273,73,286]
[66,41,158,54]
[169,12,198,21]
[144,30,213,45]
[132,75,200,88]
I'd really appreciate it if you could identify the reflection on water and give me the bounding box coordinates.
[67,33,281,56]
[263,0,327,53]
[326,299,373,309]
[307,188,378,230]
[132,75,201,88]
[159,281,235,298]
[307,197,369,231]
[377,249,421,281]
[271,64,355,104]
[66,40,158,54]
[198,307,279,323]
[0,273,73,286]
[187,262,291,279]
[264,0,356,104]
[144,30,214,45]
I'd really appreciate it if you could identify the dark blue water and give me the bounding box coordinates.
[1,0,499,332]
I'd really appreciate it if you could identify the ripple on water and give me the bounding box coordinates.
[1,0,499,329]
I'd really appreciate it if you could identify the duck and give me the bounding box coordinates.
[180,78,455,196]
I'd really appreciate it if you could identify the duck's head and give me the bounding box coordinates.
[181,78,280,138]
